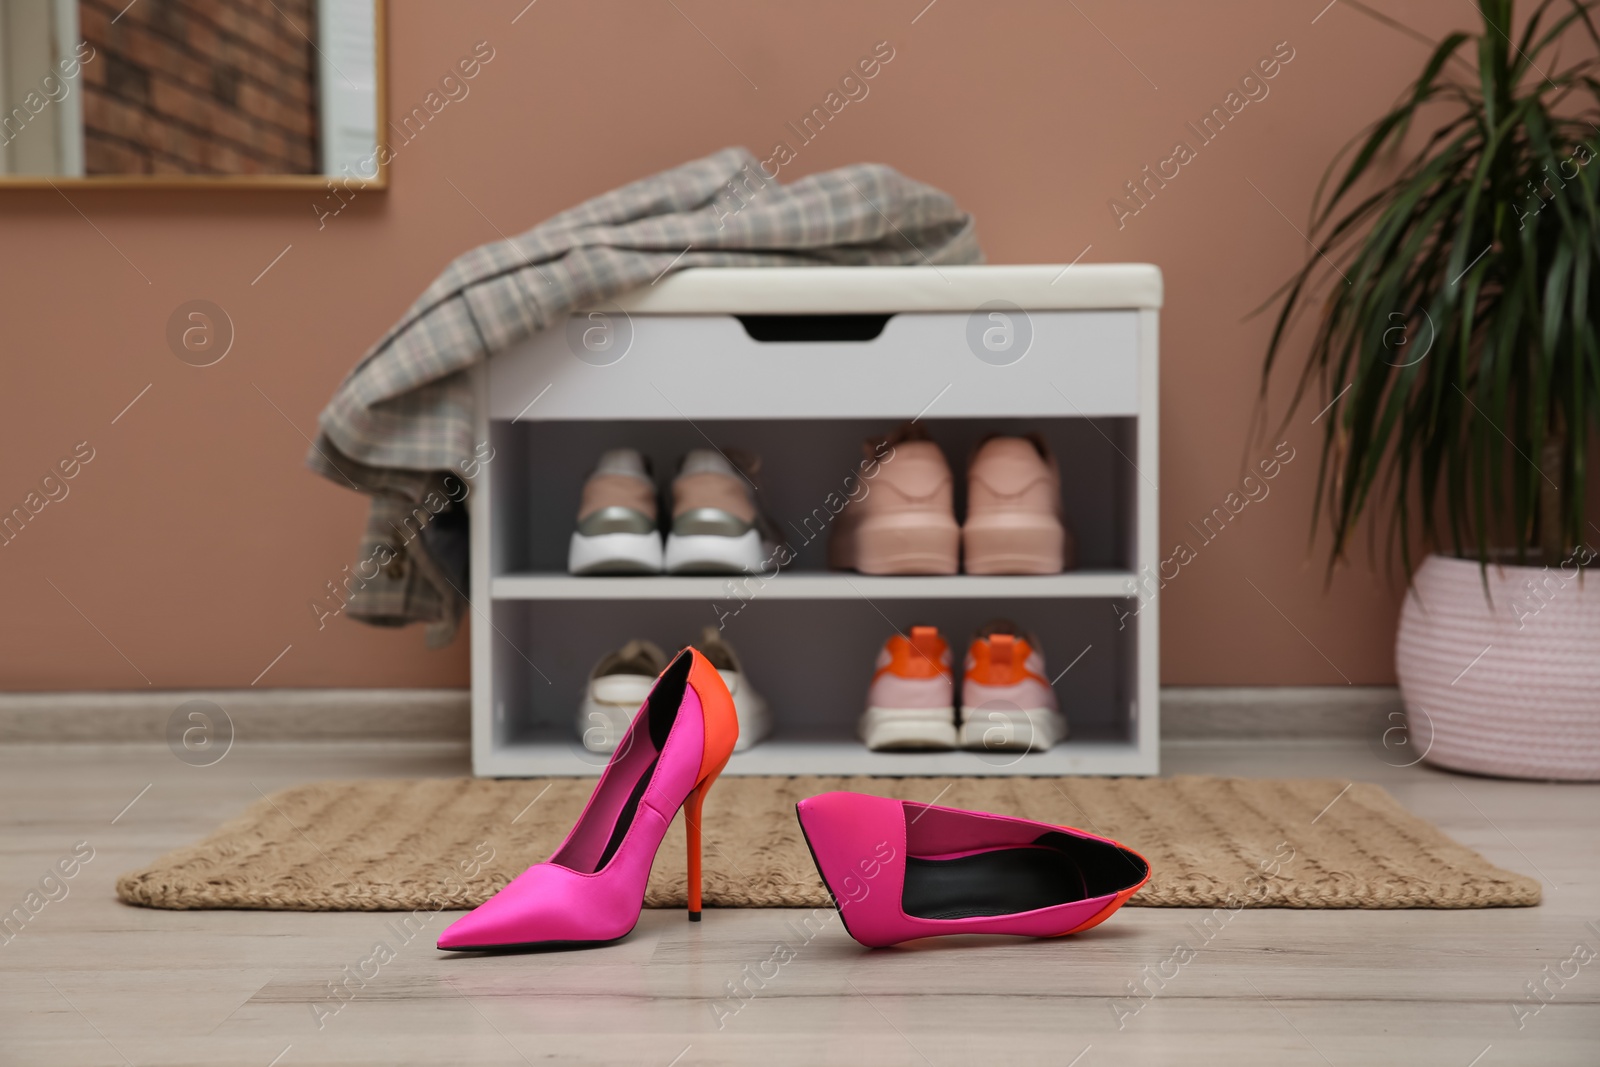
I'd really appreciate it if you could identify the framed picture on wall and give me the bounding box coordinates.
[0,0,386,188]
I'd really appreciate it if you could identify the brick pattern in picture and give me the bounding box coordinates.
[79,0,320,175]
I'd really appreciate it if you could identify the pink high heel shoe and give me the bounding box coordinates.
[438,647,739,951]
[795,792,1149,948]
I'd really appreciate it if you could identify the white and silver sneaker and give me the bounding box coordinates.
[664,449,774,574]
[568,449,664,575]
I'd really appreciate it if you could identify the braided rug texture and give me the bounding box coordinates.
[116,775,1540,911]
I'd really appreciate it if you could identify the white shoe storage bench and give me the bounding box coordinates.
[469,265,1161,777]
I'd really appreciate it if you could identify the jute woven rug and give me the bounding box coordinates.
[115,775,1540,911]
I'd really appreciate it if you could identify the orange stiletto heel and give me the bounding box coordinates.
[685,756,729,922]
[686,783,705,921]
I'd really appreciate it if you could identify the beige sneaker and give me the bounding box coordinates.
[576,640,668,753]
[697,625,771,750]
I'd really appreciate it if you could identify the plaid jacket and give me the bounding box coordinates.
[308,147,980,643]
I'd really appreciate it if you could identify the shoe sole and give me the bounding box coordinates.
[958,707,1067,751]
[962,518,1066,575]
[438,929,634,953]
[665,529,765,574]
[569,531,664,575]
[853,513,959,575]
[860,706,958,750]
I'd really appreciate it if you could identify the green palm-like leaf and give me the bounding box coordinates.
[1263,0,1600,575]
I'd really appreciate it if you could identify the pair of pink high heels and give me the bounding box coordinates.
[437,648,1149,952]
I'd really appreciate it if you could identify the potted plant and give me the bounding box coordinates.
[1263,0,1600,780]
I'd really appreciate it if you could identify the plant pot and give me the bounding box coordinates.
[1396,553,1600,781]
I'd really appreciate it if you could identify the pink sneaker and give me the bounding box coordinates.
[959,621,1066,751]
[795,791,1150,948]
[859,626,956,750]
[832,424,959,575]
[962,434,1073,574]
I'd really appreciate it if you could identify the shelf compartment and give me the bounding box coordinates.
[482,597,1142,774]
[486,416,1137,578]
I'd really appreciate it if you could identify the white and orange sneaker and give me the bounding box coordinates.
[959,621,1066,752]
[859,625,957,750]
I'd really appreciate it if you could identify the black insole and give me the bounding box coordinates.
[596,754,658,871]
[901,834,1147,920]
[903,849,1082,919]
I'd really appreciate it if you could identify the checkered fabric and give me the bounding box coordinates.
[307,147,981,643]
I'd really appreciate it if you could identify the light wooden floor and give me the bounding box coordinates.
[1,740,1595,1066]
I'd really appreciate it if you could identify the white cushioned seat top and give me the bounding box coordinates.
[605,265,1163,314]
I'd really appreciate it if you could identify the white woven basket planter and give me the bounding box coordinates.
[1396,554,1600,781]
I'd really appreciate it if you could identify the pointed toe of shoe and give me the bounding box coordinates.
[436,888,551,950]
[436,908,502,951]
[435,864,631,951]
[795,792,911,948]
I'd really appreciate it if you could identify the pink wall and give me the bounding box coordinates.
[0,0,1482,690]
